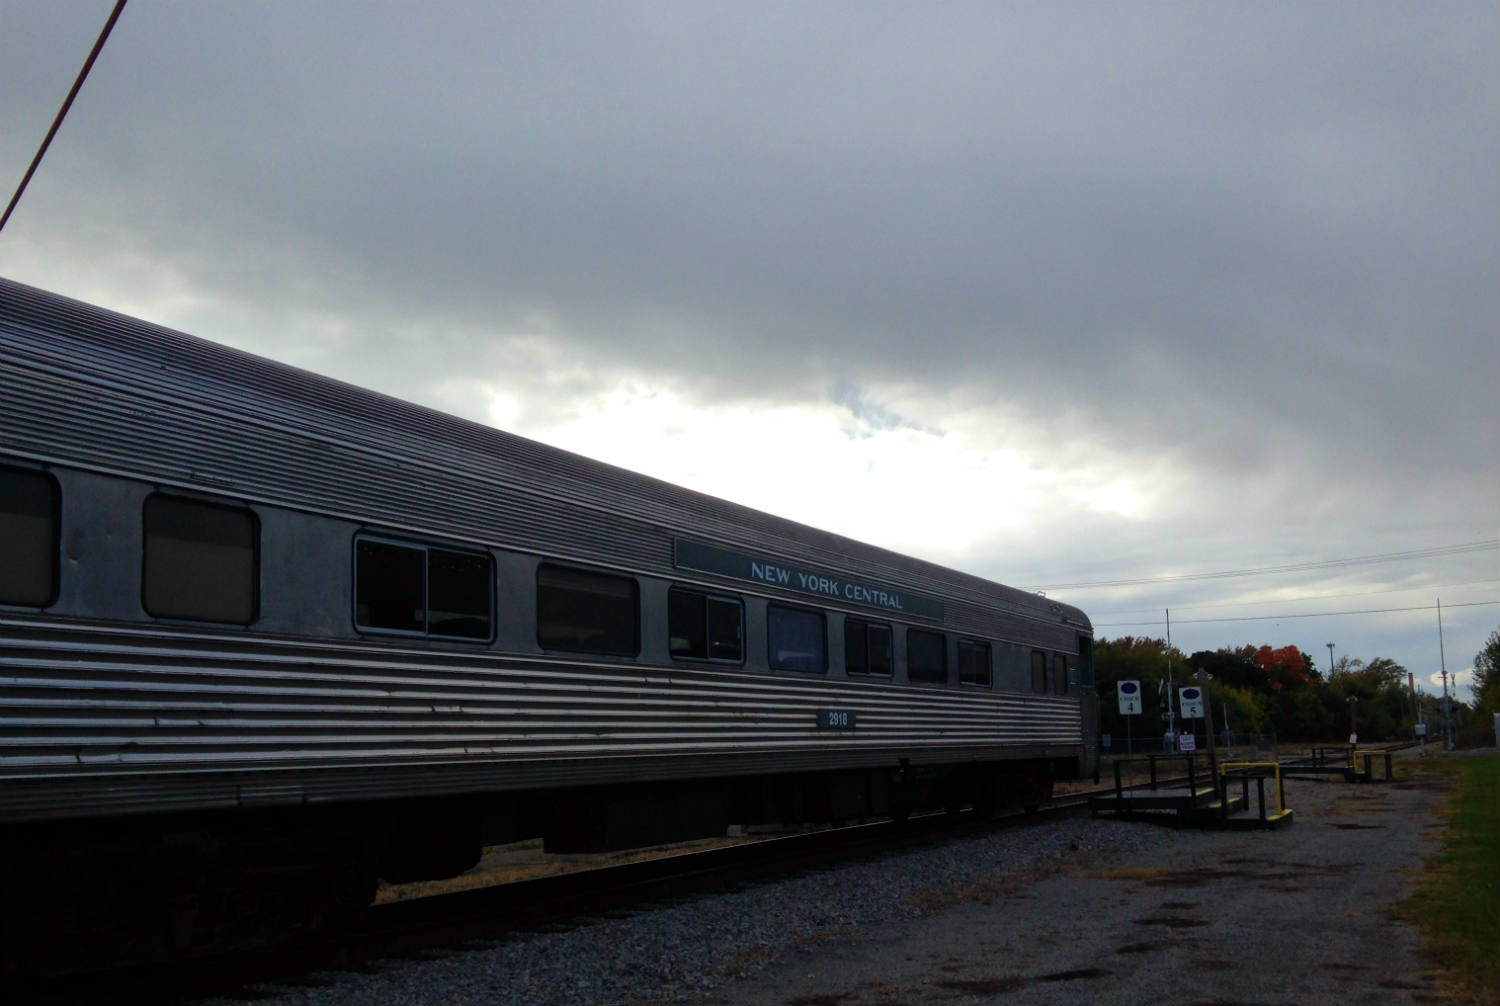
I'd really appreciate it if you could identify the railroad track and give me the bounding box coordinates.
[22,768,1276,1003]
[23,789,1119,1003]
[354,772,1199,942]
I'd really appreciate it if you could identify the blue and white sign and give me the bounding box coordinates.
[1118,679,1142,715]
[1179,686,1204,718]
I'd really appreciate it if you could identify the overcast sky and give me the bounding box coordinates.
[2,2,1495,701]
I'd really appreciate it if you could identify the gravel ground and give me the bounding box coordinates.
[202,749,1460,1005]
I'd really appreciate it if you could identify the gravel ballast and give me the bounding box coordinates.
[203,750,1458,1005]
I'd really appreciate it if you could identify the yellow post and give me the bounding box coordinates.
[1219,761,1290,820]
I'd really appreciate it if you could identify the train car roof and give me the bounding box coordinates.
[0,276,1090,635]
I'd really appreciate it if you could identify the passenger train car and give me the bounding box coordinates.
[0,276,1096,969]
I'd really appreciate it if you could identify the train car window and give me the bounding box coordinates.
[144,495,257,623]
[1053,654,1069,694]
[355,536,493,639]
[538,564,639,656]
[1077,636,1094,685]
[1030,650,1048,693]
[0,466,59,607]
[668,587,743,663]
[707,596,743,661]
[997,641,1029,686]
[356,539,427,633]
[844,617,892,676]
[767,604,826,673]
[958,638,991,687]
[907,628,947,684]
[427,548,492,639]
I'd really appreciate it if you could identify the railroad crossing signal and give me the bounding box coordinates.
[1118,680,1142,715]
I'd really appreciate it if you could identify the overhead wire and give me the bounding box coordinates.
[1027,539,1498,591]
[0,0,129,237]
[1089,577,1500,618]
[1092,598,1498,628]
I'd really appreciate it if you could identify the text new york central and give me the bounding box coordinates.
[749,560,906,612]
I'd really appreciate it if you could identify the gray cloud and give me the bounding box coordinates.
[1,1,1495,686]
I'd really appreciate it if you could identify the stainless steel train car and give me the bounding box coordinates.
[0,276,1096,969]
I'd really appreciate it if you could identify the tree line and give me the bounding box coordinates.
[1093,626,1500,746]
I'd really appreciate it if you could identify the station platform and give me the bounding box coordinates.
[1279,746,1395,784]
[1088,756,1294,830]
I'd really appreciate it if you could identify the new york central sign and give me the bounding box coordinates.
[673,539,944,621]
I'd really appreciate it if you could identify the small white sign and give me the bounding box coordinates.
[1118,679,1142,715]
[1179,686,1204,719]
[1178,733,1197,752]
[1415,723,1427,736]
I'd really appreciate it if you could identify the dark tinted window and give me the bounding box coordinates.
[1077,636,1094,685]
[356,539,427,633]
[958,639,991,687]
[0,466,58,607]
[144,496,257,623]
[706,596,743,661]
[538,564,638,655]
[998,642,1029,687]
[1053,654,1069,694]
[669,587,743,662]
[669,588,706,658]
[1031,650,1047,693]
[428,549,492,639]
[907,628,947,684]
[845,617,892,676]
[355,537,492,639]
[768,605,826,673]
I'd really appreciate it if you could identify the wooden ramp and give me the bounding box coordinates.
[1279,746,1396,784]
[1089,759,1293,830]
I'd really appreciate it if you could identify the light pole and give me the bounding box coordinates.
[1326,643,1336,675]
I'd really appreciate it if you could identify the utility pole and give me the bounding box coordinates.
[1165,609,1176,751]
[1438,598,1453,750]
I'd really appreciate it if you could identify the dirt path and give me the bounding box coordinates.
[706,751,1454,1005]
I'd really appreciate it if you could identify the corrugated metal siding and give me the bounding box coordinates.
[0,278,1092,823]
[0,277,1090,642]
[0,616,1082,820]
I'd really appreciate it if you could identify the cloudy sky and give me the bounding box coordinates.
[2,2,1495,700]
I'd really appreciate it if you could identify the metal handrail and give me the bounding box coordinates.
[1219,761,1288,822]
[1110,753,1206,800]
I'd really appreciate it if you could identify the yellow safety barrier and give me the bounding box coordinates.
[1219,761,1291,823]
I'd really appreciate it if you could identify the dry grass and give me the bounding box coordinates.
[1331,790,1395,816]
[1390,754,1499,1005]
[374,834,754,904]
[1081,866,1172,882]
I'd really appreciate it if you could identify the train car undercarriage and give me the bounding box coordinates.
[2,755,1072,974]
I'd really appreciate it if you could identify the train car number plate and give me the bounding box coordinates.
[817,709,856,730]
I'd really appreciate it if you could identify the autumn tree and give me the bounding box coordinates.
[1256,645,1316,687]
[1457,626,1499,746]
[1472,627,1498,702]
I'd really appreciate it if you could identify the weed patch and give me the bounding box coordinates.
[936,976,1028,995]
[1392,755,1500,1004]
